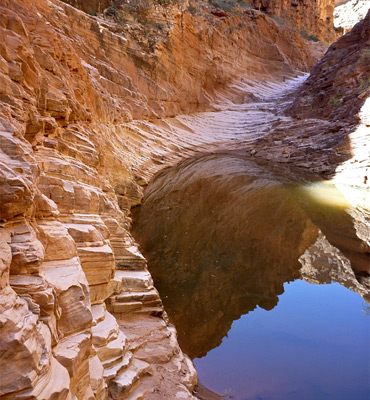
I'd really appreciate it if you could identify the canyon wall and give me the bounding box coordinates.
[287,9,370,122]
[285,11,370,278]
[61,0,339,43]
[1,0,368,397]
[286,9,370,191]
[251,0,338,42]
[0,0,327,399]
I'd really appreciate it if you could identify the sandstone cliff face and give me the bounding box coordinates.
[287,9,370,122]
[61,0,111,13]
[285,9,369,205]
[251,0,338,42]
[61,0,338,44]
[0,0,325,398]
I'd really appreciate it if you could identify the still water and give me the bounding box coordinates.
[132,153,370,400]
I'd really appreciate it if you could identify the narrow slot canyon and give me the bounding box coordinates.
[0,0,369,399]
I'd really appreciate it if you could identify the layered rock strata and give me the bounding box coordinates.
[251,0,338,42]
[0,0,323,398]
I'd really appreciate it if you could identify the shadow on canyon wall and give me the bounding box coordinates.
[132,153,370,359]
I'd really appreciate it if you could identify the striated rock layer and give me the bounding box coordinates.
[0,0,326,399]
[287,9,370,122]
[251,0,338,42]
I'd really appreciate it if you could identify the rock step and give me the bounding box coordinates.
[114,270,154,292]
[124,376,153,400]
[115,289,159,303]
[116,257,146,271]
[103,351,133,382]
[136,306,163,316]
[102,354,124,370]
[111,304,164,317]
[115,246,147,271]
[108,301,143,314]
[96,330,127,364]
[109,359,152,399]
[92,310,120,347]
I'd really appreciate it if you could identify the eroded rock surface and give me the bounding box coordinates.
[0,0,326,398]
[0,0,369,398]
[287,10,370,122]
[251,0,338,42]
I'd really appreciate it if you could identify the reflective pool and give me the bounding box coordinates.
[194,280,369,400]
[132,153,370,400]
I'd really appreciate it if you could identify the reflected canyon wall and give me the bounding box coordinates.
[132,155,319,358]
[0,0,369,398]
[133,154,370,359]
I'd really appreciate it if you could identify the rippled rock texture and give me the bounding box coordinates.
[0,0,369,397]
[0,0,328,398]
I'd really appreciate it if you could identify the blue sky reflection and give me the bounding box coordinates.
[194,280,370,400]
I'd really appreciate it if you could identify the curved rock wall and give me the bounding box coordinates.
[0,0,323,399]
[285,10,370,193]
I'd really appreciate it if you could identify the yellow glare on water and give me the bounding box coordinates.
[300,180,370,211]
[301,181,351,209]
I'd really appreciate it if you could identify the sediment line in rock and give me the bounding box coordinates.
[0,0,326,398]
[1,0,368,399]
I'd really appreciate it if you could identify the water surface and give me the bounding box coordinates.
[132,153,370,399]
[194,280,368,400]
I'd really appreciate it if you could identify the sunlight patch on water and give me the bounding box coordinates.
[299,179,370,212]
[299,181,351,210]
[335,182,370,212]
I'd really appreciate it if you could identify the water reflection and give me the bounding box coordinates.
[133,155,321,357]
[132,153,370,395]
[290,181,370,275]
[193,280,369,400]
